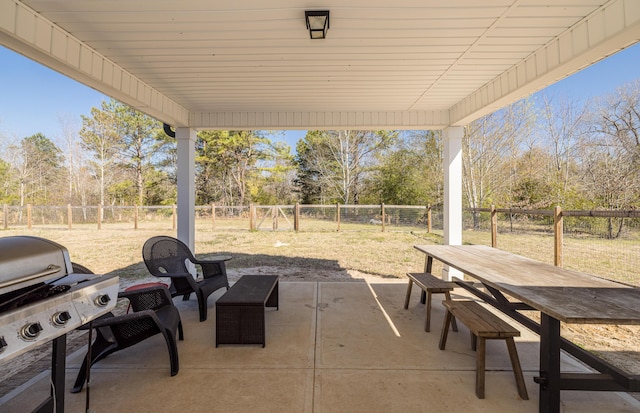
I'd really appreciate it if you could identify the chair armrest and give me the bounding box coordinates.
[90,310,153,329]
[192,256,231,265]
[91,310,166,343]
[191,256,231,279]
[119,285,174,312]
[154,272,195,279]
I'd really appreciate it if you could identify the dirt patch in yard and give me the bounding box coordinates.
[562,323,640,375]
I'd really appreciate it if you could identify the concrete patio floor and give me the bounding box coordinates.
[2,279,639,412]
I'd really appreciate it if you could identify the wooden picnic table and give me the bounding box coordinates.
[414,244,640,413]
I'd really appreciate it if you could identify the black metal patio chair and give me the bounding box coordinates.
[142,236,231,322]
[71,284,184,393]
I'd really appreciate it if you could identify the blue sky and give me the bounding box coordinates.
[0,43,638,148]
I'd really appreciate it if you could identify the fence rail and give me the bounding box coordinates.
[3,203,638,234]
[1,203,441,233]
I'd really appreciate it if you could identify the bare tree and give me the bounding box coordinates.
[583,80,640,237]
[537,94,589,204]
[463,100,534,227]
[597,80,640,165]
[57,115,85,204]
[296,130,395,204]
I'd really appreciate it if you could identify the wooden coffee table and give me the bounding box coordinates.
[215,275,278,347]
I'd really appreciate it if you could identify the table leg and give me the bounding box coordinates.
[539,314,561,413]
[424,255,433,273]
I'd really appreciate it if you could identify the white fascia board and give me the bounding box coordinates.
[189,110,451,131]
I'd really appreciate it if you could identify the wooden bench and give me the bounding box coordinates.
[439,300,529,400]
[215,275,278,347]
[404,272,458,332]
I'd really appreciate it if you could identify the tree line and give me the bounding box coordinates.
[0,80,638,214]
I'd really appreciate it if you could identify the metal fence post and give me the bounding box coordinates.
[27,204,32,230]
[336,203,341,232]
[427,204,432,233]
[67,204,72,230]
[3,204,7,230]
[381,203,385,232]
[294,203,300,232]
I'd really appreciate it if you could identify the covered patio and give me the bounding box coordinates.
[2,279,638,412]
[1,1,640,412]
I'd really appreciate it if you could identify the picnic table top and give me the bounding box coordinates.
[414,244,640,324]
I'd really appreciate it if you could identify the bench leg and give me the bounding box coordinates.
[444,292,458,332]
[425,291,432,332]
[427,292,458,333]
[404,279,413,309]
[439,310,452,350]
[476,337,486,399]
[506,337,529,400]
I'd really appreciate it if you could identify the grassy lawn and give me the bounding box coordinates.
[1,217,637,286]
[0,222,442,282]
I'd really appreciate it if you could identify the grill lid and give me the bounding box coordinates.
[0,236,71,297]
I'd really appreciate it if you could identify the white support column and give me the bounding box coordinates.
[442,126,464,281]
[176,127,196,251]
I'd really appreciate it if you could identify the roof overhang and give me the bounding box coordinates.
[1,0,639,130]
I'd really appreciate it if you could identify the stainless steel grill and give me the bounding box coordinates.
[0,235,119,412]
[0,235,73,295]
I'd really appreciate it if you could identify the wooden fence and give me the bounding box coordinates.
[247,203,436,232]
[3,204,638,249]
[1,204,178,231]
[469,205,640,267]
[2,203,638,282]
[1,203,438,233]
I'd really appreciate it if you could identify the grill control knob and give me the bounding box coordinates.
[0,336,7,353]
[52,311,72,326]
[94,294,111,307]
[21,322,43,341]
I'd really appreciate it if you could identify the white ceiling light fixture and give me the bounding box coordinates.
[305,10,330,39]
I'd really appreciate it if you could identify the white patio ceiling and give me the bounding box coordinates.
[1,0,639,130]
